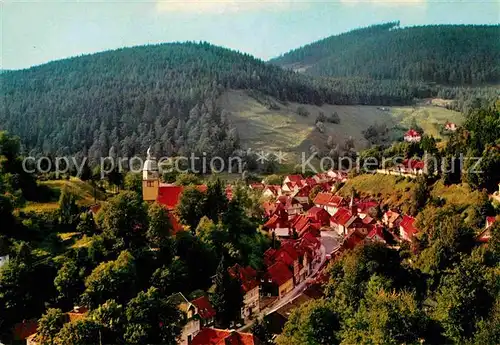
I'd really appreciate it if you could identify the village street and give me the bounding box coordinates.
[238,236,331,332]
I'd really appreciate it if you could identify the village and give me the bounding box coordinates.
[8,119,498,345]
[134,125,496,345]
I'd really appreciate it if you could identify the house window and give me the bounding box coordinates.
[146,181,154,187]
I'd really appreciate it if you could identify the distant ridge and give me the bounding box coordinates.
[270,22,500,85]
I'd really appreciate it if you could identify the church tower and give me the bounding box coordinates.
[142,147,159,202]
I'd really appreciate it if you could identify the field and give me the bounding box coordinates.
[390,105,464,140]
[338,174,416,209]
[337,173,486,212]
[21,177,107,213]
[219,90,464,162]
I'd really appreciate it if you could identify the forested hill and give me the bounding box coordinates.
[270,23,500,85]
[0,42,333,160]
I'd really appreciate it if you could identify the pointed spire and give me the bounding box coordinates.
[146,146,151,159]
[350,188,357,215]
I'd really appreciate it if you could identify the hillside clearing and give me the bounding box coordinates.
[220,90,463,161]
[21,178,106,213]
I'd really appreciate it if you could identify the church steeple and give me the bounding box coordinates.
[350,189,357,215]
[142,146,159,202]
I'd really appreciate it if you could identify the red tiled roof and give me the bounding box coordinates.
[264,185,281,195]
[228,264,259,293]
[343,229,366,250]
[89,204,101,214]
[156,185,185,210]
[67,306,89,323]
[402,159,425,170]
[12,319,38,340]
[367,225,385,241]
[486,216,496,228]
[400,215,419,237]
[357,201,378,213]
[157,184,208,210]
[313,192,333,206]
[267,261,294,286]
[191,328,257,345]
[190,295,216,320]
[263,214,279,229]
[328,195,344,207]
[405,129,421,137]
[262,201,278,217]
[250,183,265,190]
[280,242,299,261]
[301,232,321,248]
[384,210,401,223]
[330,208,353,226]
[285,175,303,183]
[362,216,375,225]
[307,206,328,217]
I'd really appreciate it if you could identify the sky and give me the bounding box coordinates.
[1,0,499,70]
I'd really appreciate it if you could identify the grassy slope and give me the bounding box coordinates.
[390,105,464,140]
[430,181,485,210]
[21,177,106,213]
[338,174,484,211]
[219,90,463,159]
[338,174,416,209]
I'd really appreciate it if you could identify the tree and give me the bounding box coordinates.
[250,318,273,344]
[263,174,283,185]
[406,177,428,216]
[433,256,495,343]
[97,191,148,249]
[76,211,96,236]
[277,299,341,345]
[175,231,216,291]
[175,173,201,186]
[146,202,173,249]
[176,186,206,232]
[38,308,66,345]
[124,287,184,344]
[54,259,85,307]
[211,256,243,328]
[342,277,429,345]
[54,319,101,345]
[204,178,228,222]
[124,173,142,194]
[150,258,189,295]
[90,299,125,343]
[308,185,323,203]
[297,106,309,117]
[82,251,136,308]
[58,187,79,227]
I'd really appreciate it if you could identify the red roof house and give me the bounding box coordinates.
[306,206,330,226]
[228,264,259,294]
[404,129,422,143]
[191,328,259,345]
[383,210,402,229]
[400,215,419,241]
[444,122,457,131]
[156,184,207,210]
[366,224,387,244]
[190,295,216,323]
[284,175,303,184]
